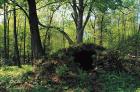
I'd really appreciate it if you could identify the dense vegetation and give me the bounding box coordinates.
[0,0,140,92]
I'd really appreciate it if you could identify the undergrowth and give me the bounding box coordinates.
[99,71,140,92]
[1,63,140,92]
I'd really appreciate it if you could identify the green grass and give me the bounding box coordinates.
[0,65,32,78]
[0,65,33,89]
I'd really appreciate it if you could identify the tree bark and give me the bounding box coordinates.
[27,0,44,59]
[76,0,84,43]
[3,1,7,64]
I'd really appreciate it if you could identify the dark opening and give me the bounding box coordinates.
[74,50,95,70]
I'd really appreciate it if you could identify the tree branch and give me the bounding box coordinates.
[38,22,74,45]
[82,0,94,30]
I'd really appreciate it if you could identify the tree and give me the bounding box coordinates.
[93,0,122,46]
[27,0,44,59]
[23,14,27,63]
[13,0,21,67]
[90,10,97,44]
[70,0,94,43]
[3,0,7,64]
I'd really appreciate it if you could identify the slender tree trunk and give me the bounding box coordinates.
[23,15,26,63]
[17,16,22,57]
[90,15,96,44]
[13,0,21,68]
[93,16,96,44]
[3,1,7,64]
[62,13,66,48]
[27,0,44,59]
[117,16,120,42]
[100,15,104,46]
[17,16,21,36]
[43,12,54,53]
[133,17,136,34]
[7,16,10,60]
[122,14,126,41]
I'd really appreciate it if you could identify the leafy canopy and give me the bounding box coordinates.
[94,0,122,12]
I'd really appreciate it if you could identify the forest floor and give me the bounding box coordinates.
[1,43,140,92]
[0,65,140,92]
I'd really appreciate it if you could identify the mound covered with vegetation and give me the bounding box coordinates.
[51,43,106,70]
[27,58,140,92]
[23,43,140,91]
[51,43,126,72]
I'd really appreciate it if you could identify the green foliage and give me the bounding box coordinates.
[94,0,122,12]
[99,71,140,92]
[77,69,89,83]
[0,65,32,88]
[117,32,140,55]
[0,0,4,5]
[55,64,69,76]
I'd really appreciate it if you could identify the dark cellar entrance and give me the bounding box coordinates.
[74,50,95,70]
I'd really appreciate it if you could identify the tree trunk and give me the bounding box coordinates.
[100,15,104,46]
[90,15,96,44]
[76,27,84,43]
[3,1,7,64]
[27,0,44,59]
[93,16,96,44]
[13,0,21,68]
[23,15,26,63]
[43,12,54,53]
[76,0,84,43]
[71,0,93,44]
[117,16,120,42]
[122,14,126,41]
[7,16,10,60]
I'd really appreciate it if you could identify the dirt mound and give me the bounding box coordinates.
[51,43,106,70]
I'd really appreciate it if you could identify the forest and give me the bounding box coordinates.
[0,0,140,92]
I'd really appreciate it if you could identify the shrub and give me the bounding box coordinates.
[55,64,69,76]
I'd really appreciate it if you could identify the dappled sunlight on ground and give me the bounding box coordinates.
[0,65,32,79]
